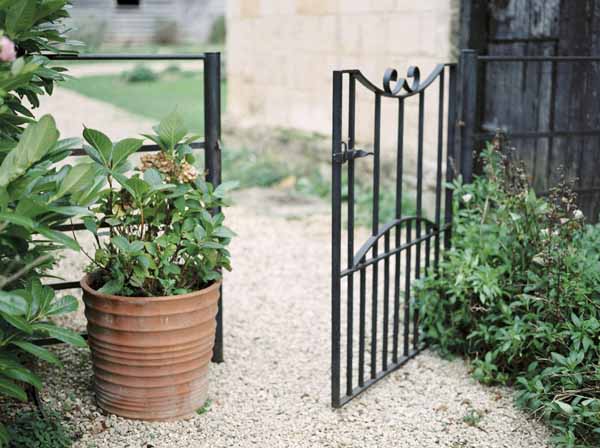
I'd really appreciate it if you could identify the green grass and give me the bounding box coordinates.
[62,72,226,134]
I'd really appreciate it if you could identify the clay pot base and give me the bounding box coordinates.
[81,275,220,421]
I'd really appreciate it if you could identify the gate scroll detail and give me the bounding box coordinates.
[331,63,458,407]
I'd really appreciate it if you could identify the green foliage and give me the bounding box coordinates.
[0,0,75,139]
[208,16,226,45]
[81,111,235,297]
[7,410,72,448]
[417,142,600,447]
[121,65,158,83]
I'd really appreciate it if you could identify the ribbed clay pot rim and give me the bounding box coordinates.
[81,274,221,303]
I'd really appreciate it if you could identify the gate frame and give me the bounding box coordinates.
[331,62,461,408]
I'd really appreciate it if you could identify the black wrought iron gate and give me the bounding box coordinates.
[331,63,458,407]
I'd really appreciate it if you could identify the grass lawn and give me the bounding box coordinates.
[62,72,227,134]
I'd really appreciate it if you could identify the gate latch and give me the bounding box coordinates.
[333,142,374,164]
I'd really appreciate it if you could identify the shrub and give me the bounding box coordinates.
[122,65,158,83]
[208,16,226,45]
[416,141,600,447]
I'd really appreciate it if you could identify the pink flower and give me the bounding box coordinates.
[0,37,16,62]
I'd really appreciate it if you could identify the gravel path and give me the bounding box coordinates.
[2,89,552,447]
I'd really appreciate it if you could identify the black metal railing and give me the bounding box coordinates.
[331,63,458,407]
[37,52,224,363]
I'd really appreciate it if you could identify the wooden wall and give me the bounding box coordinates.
[461,0,600,221]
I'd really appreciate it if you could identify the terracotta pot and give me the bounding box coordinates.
[81,275,220,421]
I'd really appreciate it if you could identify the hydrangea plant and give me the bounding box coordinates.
[80,112,236,297]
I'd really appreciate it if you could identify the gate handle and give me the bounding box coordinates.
[333,142,374,164]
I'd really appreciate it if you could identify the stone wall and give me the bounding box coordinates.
[226,0,459,182]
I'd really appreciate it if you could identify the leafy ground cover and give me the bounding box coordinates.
[417,140,600,447]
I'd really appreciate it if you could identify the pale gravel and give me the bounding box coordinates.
[2,89,552,447]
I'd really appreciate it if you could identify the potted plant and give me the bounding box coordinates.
[78,112,235,420]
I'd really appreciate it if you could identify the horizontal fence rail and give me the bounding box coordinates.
[32,52,225,363]
[331,62,458,407]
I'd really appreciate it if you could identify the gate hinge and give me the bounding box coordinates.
[333,142,373,164]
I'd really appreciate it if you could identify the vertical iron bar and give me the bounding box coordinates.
[370,93,381,379]
[459,49,478,182]
[359,264,366,387]
[204,52,224,363]
[413,92,424,349]
[392,99,405,363]
[403,221,412,356]
[331,71,343,408]
[346,75,356,397]
[434,71,445,269]
[382,232,390,371]
[445,64,458,251]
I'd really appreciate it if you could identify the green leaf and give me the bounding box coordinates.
[11,341,60,365]
[51,162,98,202]
[3,366,43,390]
[98,279,123,295]
[83,127,112,166]
[157,111,187,150]
[0,378,27,401]
[111,235,130,253]
[36,227,80,251]
[0,313,32,334]
[47,294,78,316]
[112,138,143,167]
[556,401,573,415]
[214,226,236,238]
[0,115,59,187]
[6,0,37,36]
[0,212,35,228]
[0,291,28,315]
[143,168,163,187]
[33,323,87,347]
[213,181,240,198]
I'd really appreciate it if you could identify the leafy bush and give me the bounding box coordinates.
[0,0,75,139]
[0,115,88,447]
[208,16,226,45]
[79,112,235,297]
[7,410,72,448]
[122,65,158,83]
[417,142,600,447]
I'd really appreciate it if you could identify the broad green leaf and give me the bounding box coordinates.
[0,378,27,401]
[214,226,236,238]
[0,291,28,315]
[33,323,87,347]
[50,162,97,202]
[0,211,34,228]
[83,127,112,166]
[47,294,78,316]
[157,111,187,150]
[0,115,59,187]
[556,401,573,415]
[98,279,123,295]
[213,181,240,198]
[6,0,37,37]
[3,366,43,390]
[11,341,60,365]
[36,227,80,251]
[0,313,32,334]
[111,235,130,253]
[112,138,143,167]
[143,168,163,187]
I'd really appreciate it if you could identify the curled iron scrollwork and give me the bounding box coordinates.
[383,66,421,95]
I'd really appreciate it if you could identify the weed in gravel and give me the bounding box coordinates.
[196,399,212,415]
[7,410,73,448]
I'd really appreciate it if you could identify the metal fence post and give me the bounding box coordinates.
[458,49,478,183]
[331,71,343,408]
[204,52,224,363]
